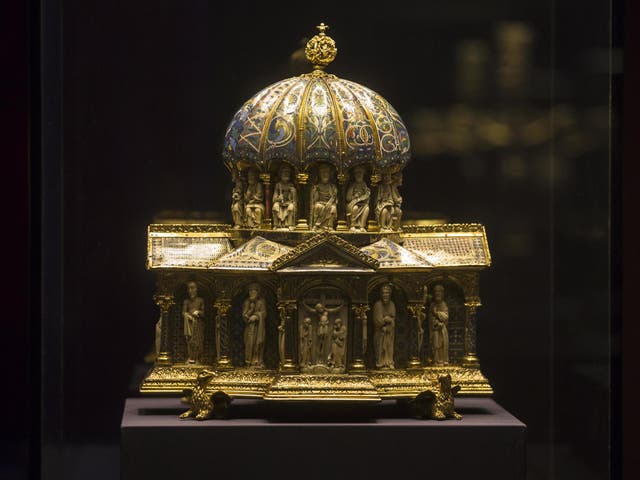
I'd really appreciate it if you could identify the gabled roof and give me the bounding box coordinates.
[269,231,379,272]
[360,238,431,269]
[147,224,233,269]
[212,236,292,271]
[401,224,491,267]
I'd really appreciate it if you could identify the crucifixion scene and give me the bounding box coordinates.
[299,289,348,373]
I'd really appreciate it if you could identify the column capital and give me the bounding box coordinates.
[296,172,309,184]
[214,299,232,314]
[407,303,426,318]
[153,294,174,313]
[259,172,271,184]
[351,303,370,316]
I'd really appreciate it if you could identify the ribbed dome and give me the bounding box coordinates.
[222,72,411,173]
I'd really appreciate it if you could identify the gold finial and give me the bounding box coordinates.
[305,22,337,71]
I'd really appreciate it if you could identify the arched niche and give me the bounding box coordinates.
[423,278,466,365]
[228,281,279,370]
[297,284,350,374]
[366,279,409,370]
[169,276,216,365]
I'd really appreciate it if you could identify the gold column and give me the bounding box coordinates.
[214,299,233,369]
[153,294,174,365]
[367,172,381,232]
[279,300,299,372]
[407,303,426,369]
[260,172,272,229]
[336,172,348,231]
[463,300,481,367]
[349,304,369,372]
[295,172,309,230]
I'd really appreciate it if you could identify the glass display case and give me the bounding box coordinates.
[20,0,622,478]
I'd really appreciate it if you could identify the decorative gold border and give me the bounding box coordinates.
[269,231,380,271]
[140,365,493,398]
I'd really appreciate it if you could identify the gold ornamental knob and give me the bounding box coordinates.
[305,23,337,71]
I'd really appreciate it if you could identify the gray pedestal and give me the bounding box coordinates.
[121,397,526,480]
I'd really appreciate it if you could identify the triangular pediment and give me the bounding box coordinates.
[269,232,379,271]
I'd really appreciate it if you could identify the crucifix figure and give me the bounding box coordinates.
[302,293,344,364]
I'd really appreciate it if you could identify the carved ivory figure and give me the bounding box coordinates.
[328,318,347,368]
[373,284,395,369]
[428,285,449,365]
[272,164,297,229]
[302,298,343,364]
[182,281,205,364]
[311,164,337,229]
[242,283,266,367]
[376,173,395,231]
[391,172,403,230]
[300,317,313,366]
[244,169,264,228]
[346,165,370,231]
[231,171,244,228]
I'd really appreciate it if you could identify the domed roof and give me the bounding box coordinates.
[222,24,411,174]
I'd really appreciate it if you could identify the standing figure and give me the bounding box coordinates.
[373,284,396,369]
[302,297,343,364]
[328,318,347,368]
[300,317,313,366]
[311,164,338,230]
[391,172,403,230]
[182,281,205,364]
[244,169,264,228]
[376,173,395,231]
[346,165,370,231]
[231,171,244,228]
[242,283,266,367]
[428,285,449,366]
[272,164,298,229]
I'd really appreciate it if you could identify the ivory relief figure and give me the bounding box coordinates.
[428,285,449,366]
[299,290,347,373]
[244,169,265,228]
[272,164,297,229]
[311,164,338,230]
[376,173,403,231]
[373,284,395,369]
[242,283,266,368]
[328,318,347,368]
[231,171,244,228]
[346,165,370,231]
[182,281,205,364]
[300,317,313,367]
[391,172,403,230]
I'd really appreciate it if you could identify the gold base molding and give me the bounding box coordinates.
[140,365,493,399]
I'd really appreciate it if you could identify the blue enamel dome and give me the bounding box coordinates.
[222,72,411,173]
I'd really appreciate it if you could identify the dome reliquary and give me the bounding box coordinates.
[141,24,493,416]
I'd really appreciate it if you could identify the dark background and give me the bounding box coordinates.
[5,0,623,478]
